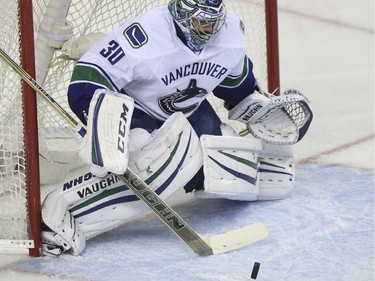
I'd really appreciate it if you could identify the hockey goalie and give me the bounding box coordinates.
[41,0,313,256]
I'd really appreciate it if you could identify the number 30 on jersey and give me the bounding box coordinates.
[100,40,125,65]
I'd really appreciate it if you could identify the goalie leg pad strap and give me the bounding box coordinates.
[41,231,65,256]
[196,135,262,201]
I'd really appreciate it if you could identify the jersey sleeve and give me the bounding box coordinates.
[212,54,257,110]
[67,27,136,125]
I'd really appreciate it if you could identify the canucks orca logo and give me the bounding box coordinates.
[158,79,208,115]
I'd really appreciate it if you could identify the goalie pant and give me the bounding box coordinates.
[41,113,295,255]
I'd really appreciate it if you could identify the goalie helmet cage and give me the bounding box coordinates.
[0,0,279,257]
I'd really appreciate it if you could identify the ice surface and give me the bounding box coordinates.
[11,165,374,281]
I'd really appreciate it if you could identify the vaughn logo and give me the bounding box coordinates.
[76,174,121,198]
[62,173,121,199]
[242,104,263,121]
[158,79,207,115]
[63,172,95,191]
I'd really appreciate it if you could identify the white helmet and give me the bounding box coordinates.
[168,0,227,52]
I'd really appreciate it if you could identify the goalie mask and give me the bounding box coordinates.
[168,0,227,52]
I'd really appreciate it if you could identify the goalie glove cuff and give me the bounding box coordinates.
[227,91,270,124]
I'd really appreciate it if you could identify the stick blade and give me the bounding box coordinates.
[206,222,269,255]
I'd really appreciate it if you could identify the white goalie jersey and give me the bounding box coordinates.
[68,5,249,124]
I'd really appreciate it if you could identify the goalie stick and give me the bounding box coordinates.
[0,48,268,256]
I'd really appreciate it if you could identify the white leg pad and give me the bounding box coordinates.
[258,143,295,200]
[42,188,86,255]
[196,136,295,201]
[42,165,144,242]
[129,112,203,193]
[196,135,262,201]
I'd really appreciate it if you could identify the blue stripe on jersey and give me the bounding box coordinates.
[67,82,105,125]
[68,61,122,125]
[212,56,256,109]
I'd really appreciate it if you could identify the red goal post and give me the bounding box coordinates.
[0,0,279,257]
[265,0,280,96]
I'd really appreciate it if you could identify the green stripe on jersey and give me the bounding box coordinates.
[219,57,249,87]
[71,64,114,90]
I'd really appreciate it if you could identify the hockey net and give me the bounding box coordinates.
[0,0,279,256]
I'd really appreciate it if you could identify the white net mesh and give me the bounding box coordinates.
[0,0,29,242]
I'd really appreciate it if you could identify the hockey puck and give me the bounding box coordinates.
[251,262,260,279]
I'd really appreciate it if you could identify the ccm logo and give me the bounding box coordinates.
[117,103,129,153]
